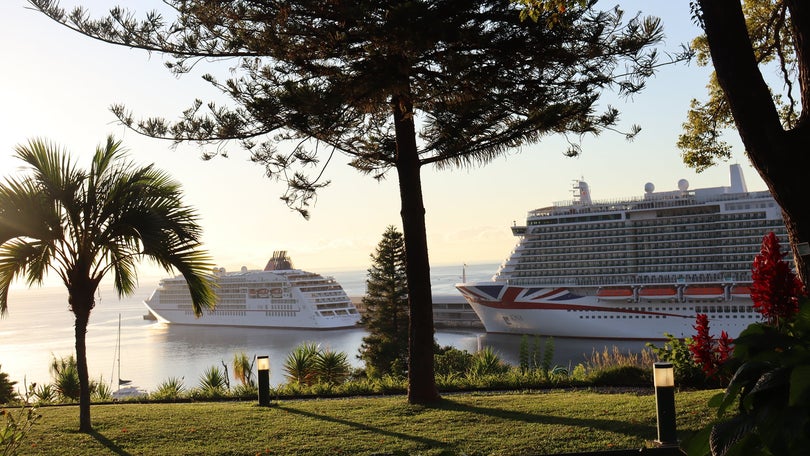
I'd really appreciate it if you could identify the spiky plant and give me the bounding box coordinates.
[467,347,509,378]
[314,350,351,385]
[198,366,228,397]
[49,355,80,402]
[151,377,185,401]
[283,343,319,386]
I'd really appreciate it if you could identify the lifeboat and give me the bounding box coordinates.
[731,285,752,298]
[683,285,725,300]
[597,287,634,301]
[638,287,677,300]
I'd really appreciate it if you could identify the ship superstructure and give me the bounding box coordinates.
[145,252,360,329]
[456,165,789,339]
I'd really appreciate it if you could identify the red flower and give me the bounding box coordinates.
[689,314,734,378]
[717,331,733,364]
[690,314,717,376]
[751,232,805,327]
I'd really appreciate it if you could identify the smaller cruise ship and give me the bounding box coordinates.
[144,252,361,329]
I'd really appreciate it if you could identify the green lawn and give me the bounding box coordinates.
[21,389,717,455]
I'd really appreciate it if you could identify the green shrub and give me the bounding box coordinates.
[0,367,16,404]
[232,352,255,388]
[32,384,55,405]
[434,346,474,376]
[230,383,257,399]
[337,379,376,396]
[646,333,709,387]
[588,365,650,386]
[92,377,112,402]
[0,385,41,456]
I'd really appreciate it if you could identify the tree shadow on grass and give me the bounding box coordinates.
[428,397,656,439]
[274,404,445,448]
[89,430,132,456]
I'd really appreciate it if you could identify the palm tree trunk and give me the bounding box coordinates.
[392,91,441,404]
[70,291,93,432]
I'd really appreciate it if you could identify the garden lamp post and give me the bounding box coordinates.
[653,362,677,446]
[257,355,270,406]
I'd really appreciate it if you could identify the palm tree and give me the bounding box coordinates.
[0,136,215,432]
[283,342,319,386]
[314,350,350,385]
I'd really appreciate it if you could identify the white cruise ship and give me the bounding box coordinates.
[456,165,789,340]
[144,252,361,329]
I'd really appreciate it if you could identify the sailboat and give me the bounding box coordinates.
[110,314,146,400]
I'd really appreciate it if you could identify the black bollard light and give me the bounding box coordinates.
[653,362,677,446]
[257,355,270,406]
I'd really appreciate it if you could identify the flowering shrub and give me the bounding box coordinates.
[751,232,806,328]
[687,233,810,456]
[688,314,732,380]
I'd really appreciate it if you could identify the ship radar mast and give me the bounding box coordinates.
[264,251,294,271]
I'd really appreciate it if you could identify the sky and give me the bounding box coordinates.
[0,1,766,286]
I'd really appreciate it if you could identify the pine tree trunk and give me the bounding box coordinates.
[392,92,440,404]
[70,290,93,433]
[699,0,810,285]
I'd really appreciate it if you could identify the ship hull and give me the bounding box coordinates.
[457,283,760,340]
[144,301,360,329]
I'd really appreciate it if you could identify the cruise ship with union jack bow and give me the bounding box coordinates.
[456,165,789,340]
[145,251,361,329]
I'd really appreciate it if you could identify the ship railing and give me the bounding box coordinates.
[504,271,751,287]
[539,190,774,217]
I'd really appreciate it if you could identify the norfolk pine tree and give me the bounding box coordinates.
[31,0,669,403]
[359,226,409,378]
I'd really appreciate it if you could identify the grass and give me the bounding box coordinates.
[19,388,718,455]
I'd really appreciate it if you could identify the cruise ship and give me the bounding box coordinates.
[144,252,361,329]
[456,165,789,340]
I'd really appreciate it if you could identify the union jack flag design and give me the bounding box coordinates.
[457,285,579,310]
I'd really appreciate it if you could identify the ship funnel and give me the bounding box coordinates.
[265,251,294,270]
[575,180,592,205]
[729,164,748,193]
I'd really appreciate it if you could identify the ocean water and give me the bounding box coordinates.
[0,263,648,393]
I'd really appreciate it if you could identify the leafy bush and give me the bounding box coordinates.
[232,352,255,388]
[31,384,55,405]
[0,385,41,456]
[0,367,16,404]
[646,334,709,388]
[91,377,112,402]
[687,232,810,456]
[434,346,473,376]
[587,365,650,386]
